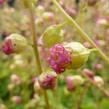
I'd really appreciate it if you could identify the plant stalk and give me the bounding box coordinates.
[25,1,50,109]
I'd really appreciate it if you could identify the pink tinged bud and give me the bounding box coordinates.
[66,76,75,91]
[38,72,57,89]
[11,96,22,104]
[2,39,14,55]
[66,75,84,92]
[42,12,54,21]
[2,33,28,55]
[82,68,95,79]
[94,63,103,70]
[48,44,71,74]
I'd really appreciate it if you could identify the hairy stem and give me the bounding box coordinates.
[52,0,109,64]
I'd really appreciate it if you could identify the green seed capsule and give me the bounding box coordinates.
[42,24,64,48]
[64,42,91,69]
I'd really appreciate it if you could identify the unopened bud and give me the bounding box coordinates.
[38,71,57,89]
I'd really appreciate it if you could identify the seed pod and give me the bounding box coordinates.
[64,42,91,69]
[42,24,64,48]
[2,33,28,55]
[38,71,57,89]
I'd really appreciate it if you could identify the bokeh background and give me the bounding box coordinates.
[0,0,109,109]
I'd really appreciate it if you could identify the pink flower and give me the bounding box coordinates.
[2,39,14,55]
[48,44,71,74]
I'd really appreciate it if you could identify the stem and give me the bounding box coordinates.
[28,4,42,74]
[52,0,109,64]
[25,1,50,109]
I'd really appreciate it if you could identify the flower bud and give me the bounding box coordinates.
[94,76,104,86]
[66,76,75,91]
[82,68,95,79]
[38,71,57,89]
[2,33,28,55]
[64,42,91,69]
[42,24,64,48]
[48,44,71,74]
[66,75,84,92]
[11,96,22,104]
[42,12,54,21]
